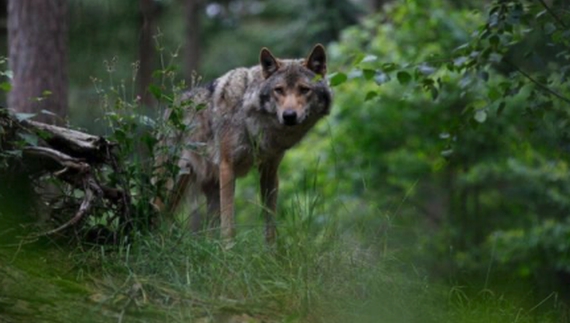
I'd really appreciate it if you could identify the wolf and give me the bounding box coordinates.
[154,44,332,243]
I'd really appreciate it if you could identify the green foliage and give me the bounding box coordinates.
[86,42,195,236]
[4,0,570,320]
[493,217,570,276]
[279,0,570,297]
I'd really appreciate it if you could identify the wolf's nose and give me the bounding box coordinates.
[282,110,298,125]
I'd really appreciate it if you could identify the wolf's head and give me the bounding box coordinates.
[258,45,332,126]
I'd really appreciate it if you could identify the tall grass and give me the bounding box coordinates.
[0,48,563,322]
[1,202,562,323]
[67,219,419,322]
[52,172,561,323]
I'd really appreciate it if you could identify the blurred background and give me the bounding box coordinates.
[2,0,570,321]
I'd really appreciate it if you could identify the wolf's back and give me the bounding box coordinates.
[155,65,259,184]
[209,66,262,116]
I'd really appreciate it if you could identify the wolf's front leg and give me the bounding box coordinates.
[259,155,283,244]
[220,160,235,240]
[190,180,220,233]
[219,137,236,240]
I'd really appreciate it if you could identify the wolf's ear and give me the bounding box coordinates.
[260,48,280,79]
[305,44,327,77]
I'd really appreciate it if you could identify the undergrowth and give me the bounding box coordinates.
[0,216,563,323]
[0,42,564,322]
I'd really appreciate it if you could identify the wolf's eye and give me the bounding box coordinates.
[299,86,311,95]
[274,87,285,95]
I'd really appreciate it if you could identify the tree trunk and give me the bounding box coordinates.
[8,0,68,125]
[184,0,201,84]
[371,0,387,11]
[0,0,8,106]
[138,0,158,108]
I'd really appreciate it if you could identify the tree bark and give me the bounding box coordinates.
[184,0,202,83]
[0,0,8,106]
[138,0,158,108]
[8,0,68,125]
[371,0,387,11]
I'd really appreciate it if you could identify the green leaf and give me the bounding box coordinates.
[142,133,158,151]
[489,35,500,47]
[329,72,348,87]
[113,128,126,142]
[474,110,487,123]
[489,53,503,63]
[138,115,156,127]
[418,64,436,75]
[544,22,556,34]
[454,43,470,52]
[161,94,174,104]
[351,53,365,66]
[148,84,162,100]
[364,91,378,101]
[535,9,547,19]
[552,30,564,43]
[381,63,399,73]
[362,69,376,80]
[396,71,412,85]
[360,55,378,63]
[374,72,391,85]
[487,87,501,101]
[429,86,439,101]
[152,70,164,78]
[497,101,506,116]
[440,149,453,158]
[453,56,468,67]
[0,82,11,92]
[18,133,39,146]
[3,70,13,79]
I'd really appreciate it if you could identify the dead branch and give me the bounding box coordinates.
[21,119,113,163]
[0,109,135,242]
[23,146,90,172]
[41,186,95,236]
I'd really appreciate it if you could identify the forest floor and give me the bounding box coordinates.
[0,212,563,323]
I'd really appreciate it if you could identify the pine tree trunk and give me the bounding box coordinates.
[138,0,158,108]
[0,0,8,106]
[8,0,68,125]
[371,0,387,11]
[185,0,201,83]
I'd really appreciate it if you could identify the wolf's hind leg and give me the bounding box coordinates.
[169,173,191,213]
[259,155,283,244]
[190,180,220,234]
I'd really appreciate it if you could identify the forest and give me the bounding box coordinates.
[1,0,570,322]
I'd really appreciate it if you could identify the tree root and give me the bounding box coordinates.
[0,109,135,242]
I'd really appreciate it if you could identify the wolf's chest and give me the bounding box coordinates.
[226,122,300,177]
[250,118,313,158]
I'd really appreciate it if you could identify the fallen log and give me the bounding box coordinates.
[0,108,134,242]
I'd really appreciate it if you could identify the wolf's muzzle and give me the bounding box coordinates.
[282,110,298,126]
